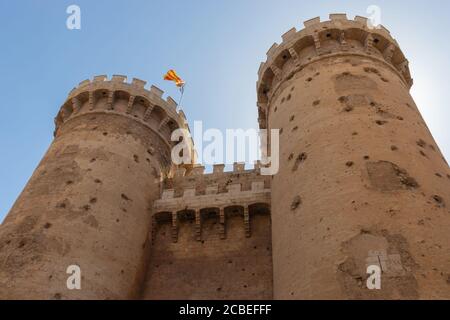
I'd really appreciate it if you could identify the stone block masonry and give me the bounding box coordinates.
[257,13,450,299]
[0,13,449,300]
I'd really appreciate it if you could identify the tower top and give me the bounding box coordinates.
[56,75,188,131]
[256,13,413,129]
[55,75,195,163]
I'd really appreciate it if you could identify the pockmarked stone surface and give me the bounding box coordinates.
[0,13,449,300]
[257,13,450,300]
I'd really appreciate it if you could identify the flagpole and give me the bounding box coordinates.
[178,85,185,109]
[163,69,185,109]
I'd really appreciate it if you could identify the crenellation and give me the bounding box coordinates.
[257,62,266,81]
[213,164,225,174]
[233,162,245,172]
[354,15,368,24]
[379,25,391,34]
[253,160,262,172]
[281,27,297,42]
[78,79,90,87]
[150,85,164,98]
[112,74,127,83]
[191,166,205,175]
[166,96,178,111]
[266,43,279,57]
[93,75,108,82]
[131,77,147,88]
[303,16,320,28]
[172,162,264,181]
[329,13,347,21]
[177,109,188,124]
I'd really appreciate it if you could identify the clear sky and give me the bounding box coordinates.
[0,0,449,222]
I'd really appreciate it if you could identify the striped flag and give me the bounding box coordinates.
[163,69,185,88]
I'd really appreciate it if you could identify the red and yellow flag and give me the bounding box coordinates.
[163,69,185,88]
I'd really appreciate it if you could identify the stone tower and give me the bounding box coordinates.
[257,14,450,299]
[0,75,193,299]
[1,13,449,300]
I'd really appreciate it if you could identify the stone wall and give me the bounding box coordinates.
[257,14,450,299]
[141,164,273,299]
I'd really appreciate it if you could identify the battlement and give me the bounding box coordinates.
[171,161,264,177]
[256,13,413,129]
[166,161,269,196]
[152,162,271,242]
[67,74,181,113]
[55,75,194,154]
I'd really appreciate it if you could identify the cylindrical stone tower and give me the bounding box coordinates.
[257,14,450,299]
[0,75,192,299]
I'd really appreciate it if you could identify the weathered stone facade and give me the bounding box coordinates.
[142,164,272,299]
[0,14,449,300]
[257,14,449,299]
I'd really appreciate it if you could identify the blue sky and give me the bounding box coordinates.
[1,0,449,222]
